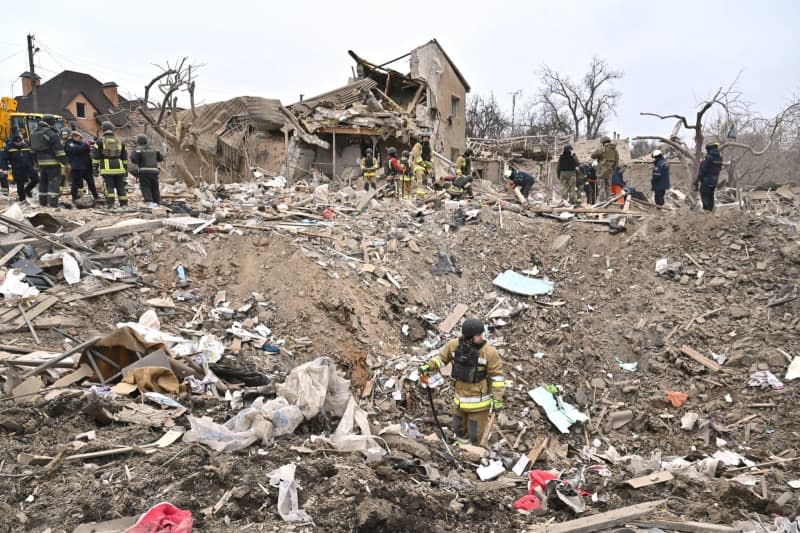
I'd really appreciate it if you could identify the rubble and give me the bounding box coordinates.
[1,173,799,532]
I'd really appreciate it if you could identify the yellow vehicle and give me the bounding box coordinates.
[1,96,66,143]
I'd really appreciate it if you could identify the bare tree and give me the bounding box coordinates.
[137,58,205,187]
[519,99,573,137]
[630,139,659,159]
[538,57,622,141]
[635,76,800,188]
[466,93,510,139]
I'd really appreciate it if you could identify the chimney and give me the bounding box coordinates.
[103,82,119,107]
[20,72,41,97]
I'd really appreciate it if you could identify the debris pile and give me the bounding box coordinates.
[1,177,799,532]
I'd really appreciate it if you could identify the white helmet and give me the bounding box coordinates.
[504,168,513,178]
[651,149,663,158]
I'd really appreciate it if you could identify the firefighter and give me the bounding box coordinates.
[419,317,505,445]
[399,150,412,199]
[590,136,619,200]
[130,134,164,205]
[385,147,404,195]
[359,147,379,191]
[696,142,723,212]
[579,162,598,204]
[0,134,38,201]
[556,144,580,203]
[411,139,433,187]
[446,174,474,200]
[29,115,66,207]
[651,150,670,206]
[505,167,535,198]
[64,131,100,202]
[92,121,128,208]
[455,147,473,177]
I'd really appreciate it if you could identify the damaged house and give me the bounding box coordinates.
[284,39,470,182]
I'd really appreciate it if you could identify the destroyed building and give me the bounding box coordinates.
[283,39,470,183]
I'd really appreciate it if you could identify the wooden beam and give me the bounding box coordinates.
[679,345,722,372]
[530,500,665,533]
[0,244,25,268]
[318,126,383,136]
[631,520,741,533]
[90,219,164,240]
[406,84,425,114]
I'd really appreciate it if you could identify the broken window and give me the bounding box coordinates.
[76,102,87,119]
[451,96,460,119]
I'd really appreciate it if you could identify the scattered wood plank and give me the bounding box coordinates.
[439,303,469,333]
[0,316,83,334]
[0,343,64,354]
[20,337,102,380]
[90,219,164,240]
[631,519,742,533]
[679,345,722,372]
[61,283,134,303]
[527,437,549,464]
[17,304,40,344]
[0,244,25,268]
[625,471,674,488]
[530,500,665,532]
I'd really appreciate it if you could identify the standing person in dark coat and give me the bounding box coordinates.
[0,134,39,201]
[650,150,670,206]
[64,131,100,202]
[696,142,723,211]
[130,134,164,205]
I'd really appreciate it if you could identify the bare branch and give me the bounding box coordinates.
[633,136,694,160]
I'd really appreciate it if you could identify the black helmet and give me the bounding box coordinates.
[600,136,611,144]
[401,150,410,158]
[464,148,474,157]
[461,317,484,338]
[136,134,148,146]
[101,121,114,133]
[564,144,573,152]
[387,147,397,156]
[11,133,23,142]
[40,114,56,127]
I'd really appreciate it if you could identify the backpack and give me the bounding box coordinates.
[451,341,486,383]
[102,136,122,158]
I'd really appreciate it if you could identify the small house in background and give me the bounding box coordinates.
[15,70,127,137]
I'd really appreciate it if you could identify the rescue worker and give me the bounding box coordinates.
[359,148,379,191]
[130,134,164,205]
[591,136,619,200]
[505,167,535,198]
[419,317,505,445]
[556,144,580,203]
[651,149,670,206]
[29,115,66,207]
[385,147,404,195]
[0,134,38,201]
[399,150,412,199]
[446,174,474,200]
[696,142,723,212]
[92,121,128,208]
[579,162,598,204]
[64,131,100,202]
[610,165,626,204]
[411,139,433,187]
[455,147,473,177]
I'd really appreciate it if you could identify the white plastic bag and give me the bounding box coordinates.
[62,253,81,285]
[267,463,311,522]
[276,357,350,419]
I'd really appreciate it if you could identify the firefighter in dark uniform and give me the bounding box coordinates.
[92,121,128,207]
[130,134,164,205]
[696,142,723,212]
[29,115,66,207]
[359,147,379,191]
[420,317,506,445]
[505,167,535,198]
[64,131,100,202]
[651,150,670,206]
[579,162,598,204]
[0,134,39,201]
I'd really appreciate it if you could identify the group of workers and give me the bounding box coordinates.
[361,133,437,200]
[0,116,164,209]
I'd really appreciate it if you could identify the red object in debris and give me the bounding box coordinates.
[322,208,336,220]
[203,227,217,234]
[124,502,193,533]
[514,494,543,513]
[528,469,557,493]
[666,391,688,408]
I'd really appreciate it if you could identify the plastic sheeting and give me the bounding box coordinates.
[493,270,554,296]
[276,357,350,419]
[528,386,589,433]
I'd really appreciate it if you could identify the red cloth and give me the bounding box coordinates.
[124,502,193,533]
[513,494,542,512]
[528,469,557,493]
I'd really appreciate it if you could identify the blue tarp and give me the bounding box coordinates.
[492,270,554,296]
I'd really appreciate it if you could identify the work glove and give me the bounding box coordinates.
[491,399,504,412]
[419,363,431,376]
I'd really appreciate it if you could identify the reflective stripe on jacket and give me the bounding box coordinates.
[427,338,505,412]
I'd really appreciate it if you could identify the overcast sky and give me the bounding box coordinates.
[2,0,798,139]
